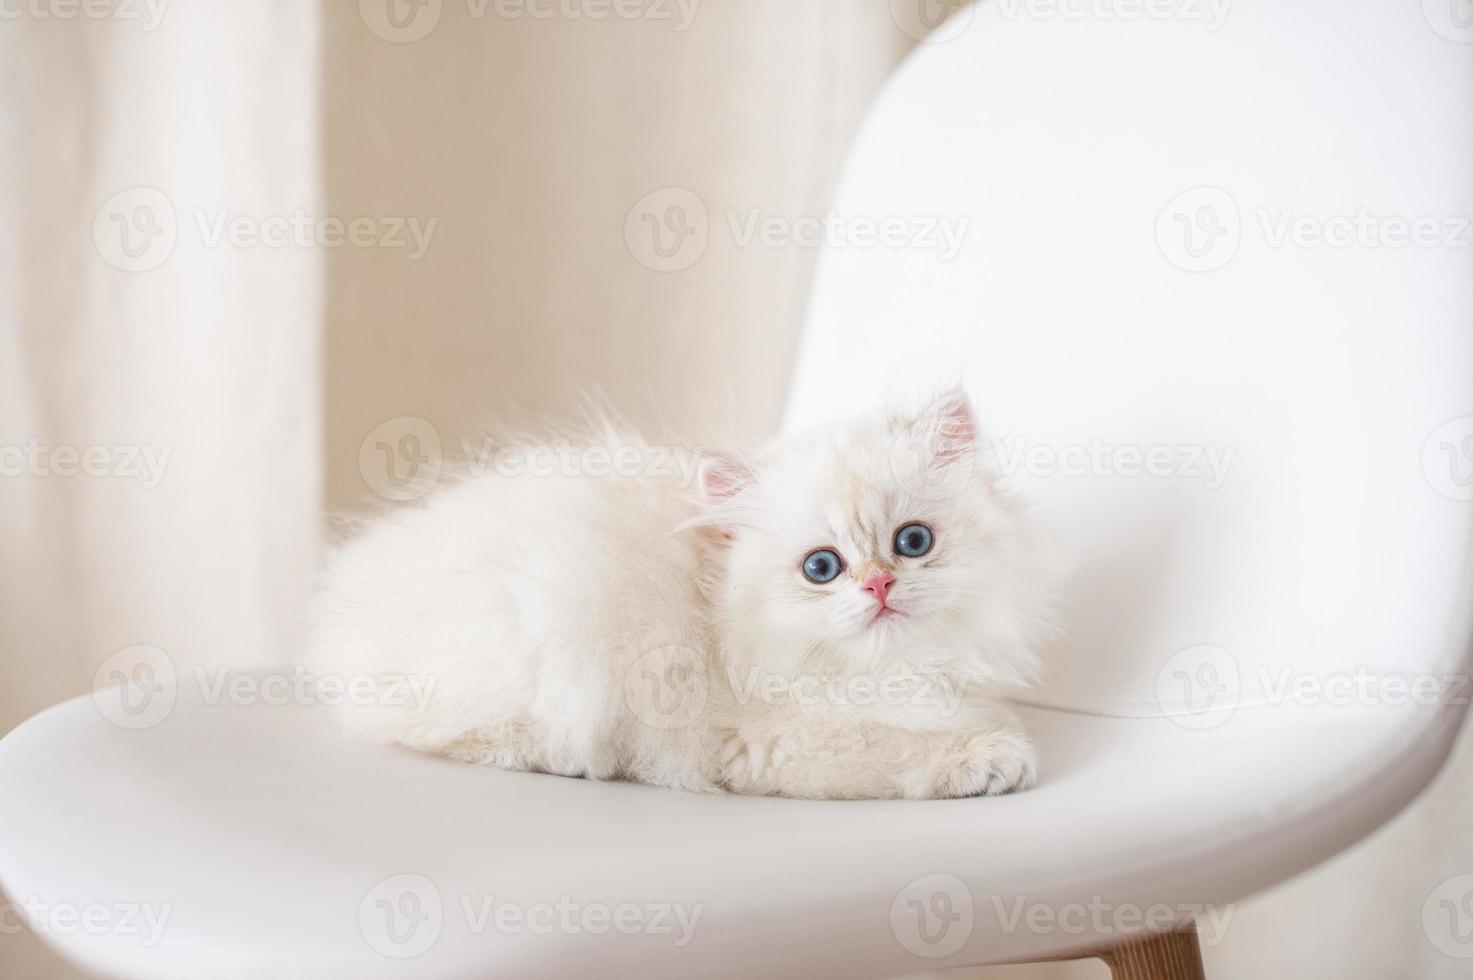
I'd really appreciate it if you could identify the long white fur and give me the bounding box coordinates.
[305,387,1056,799]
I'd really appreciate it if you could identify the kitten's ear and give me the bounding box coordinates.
[698,453,756,503]
[695,454,756,540]
[916,384,976,464]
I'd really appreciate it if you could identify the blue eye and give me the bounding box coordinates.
[894,523,934,558]
[801,549,844,584]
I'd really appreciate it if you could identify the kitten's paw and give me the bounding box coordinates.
[718,731,748,769]
[929,730,1038,799]
[718,731,788,789]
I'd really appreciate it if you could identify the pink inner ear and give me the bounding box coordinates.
[699,454,755,501]
[931,390,976,463]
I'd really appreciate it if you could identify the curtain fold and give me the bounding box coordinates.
[0,5,321,973]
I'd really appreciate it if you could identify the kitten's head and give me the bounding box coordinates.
[700,387,1049,688]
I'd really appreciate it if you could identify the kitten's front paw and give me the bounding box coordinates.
[929,730,1038,799]
[718,730,789,791]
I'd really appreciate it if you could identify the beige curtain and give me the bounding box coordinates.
[321,0,910,507]
[0,3,321,731]
[1,3,322,976]
[3,2,1468,978]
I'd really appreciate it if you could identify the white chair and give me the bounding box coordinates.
[2,3,1470,977]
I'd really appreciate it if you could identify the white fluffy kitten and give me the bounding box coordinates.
[306,387,1053,799]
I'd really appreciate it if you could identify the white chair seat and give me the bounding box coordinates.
[0,673,1458,979]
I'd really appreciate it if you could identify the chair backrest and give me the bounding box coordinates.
[783,1,1473,717]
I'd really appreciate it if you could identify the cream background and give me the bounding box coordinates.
[323,0,910,508]
[0,2,322,975]
[1,1,1468,977]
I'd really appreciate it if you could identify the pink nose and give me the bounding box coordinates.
[861,573,895,606]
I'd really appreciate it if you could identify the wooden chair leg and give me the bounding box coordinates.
[1096,925,1206,980]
